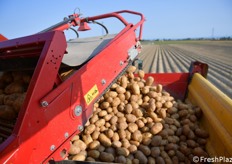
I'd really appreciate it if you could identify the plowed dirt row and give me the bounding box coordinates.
[138,41,232,98]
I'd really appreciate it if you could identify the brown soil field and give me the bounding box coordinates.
[138,40,232,98]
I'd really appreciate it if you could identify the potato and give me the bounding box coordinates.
[197,138,207,145]
[118,94,126,102]
[105,129,114,138]
[148,91,158,98]
[128,123,138,133]
[116,86,126,94]
[97,145,105,152]
[125,91,131,100]
[69,144,81,155]
[151,122,163,135]
[164,101,173,108]
[116,147,130,156]
[132,108,143,117]
[115,155,127,163]
[129,140,140,147]
[131,130,142,142]
[73,140,87,151]
[116,112,124,118]
[195,128,209,138]
[120,76,128,88]
[186,139,197,148]
[178,102,188,110]
[105,147,116,156]
[138,70,145,79]
[88,141,100,150]
[91,131,100,140]
[107,91,118,98]
[84,124,96,135]
[72,153,86,161]
[117,122,128,130]
[182,125,191,136]
[156,156,165,164]
[71,135,79,142]
[130,94,139,102]
[138,144,151,156]
[112,140,122,148]
[134,150,147,164]
[156,84,163,93]
[127,65,136,73]
[176,150,185,162]
[131,83,140,95]
[112,133,120,141]
[178,110,189,118]
[118,129,127,139]
[87,150,100,159]
[121,139,130,149]
[149,112,162,122]
[12,93,26,112]
[193,147,208,157]
[86,157,95,162]
[99,152,114,162]
[82,134,93,145]
[148,156,156,164]
[100,102,109,109]
[145,76,154,86]
[140,126,149,133]
[161,150,172,163]
[135,119,144,128]
[164,143,178,151]
[89,115,98,124]
[179,145,191,155]
[131,101,139,110]
[111,97,121,107]
[98,134,111,147]
[125,130,132,140]
[4,93,21,106]
[95,119,105,127]
[132,159,139,164]
[159,108,167,118]
[189,115,197,122]
[128,144,137,153]
[4,82,24,94]
[0,105,16,120]
[125,114,136,123]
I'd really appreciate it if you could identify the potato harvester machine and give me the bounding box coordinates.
[0,10,145,163]
[0,9,232,164]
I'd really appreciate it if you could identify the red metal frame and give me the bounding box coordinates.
[0,10,145,163]
[144,73,189,100]
[141,61,208,101]
[0,34,8,42]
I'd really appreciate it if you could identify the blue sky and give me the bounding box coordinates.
[1,0,232,40]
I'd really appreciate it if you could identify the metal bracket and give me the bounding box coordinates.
[132,58,143,70]
[184,61,209,99]
[128,46,138,61]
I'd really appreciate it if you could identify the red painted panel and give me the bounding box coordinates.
[144,73,190,100]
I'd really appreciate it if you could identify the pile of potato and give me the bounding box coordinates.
[0,71,30,121]
[68,66,209,164]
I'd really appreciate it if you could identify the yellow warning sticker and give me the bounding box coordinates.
[84,84,99,105]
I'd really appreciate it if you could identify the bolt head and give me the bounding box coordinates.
[64,132,69,138]
[101,79,106,85]
[78,125,84,131]
[41,101,48,107]
[50,145,55,151]
[74,106,82,116]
